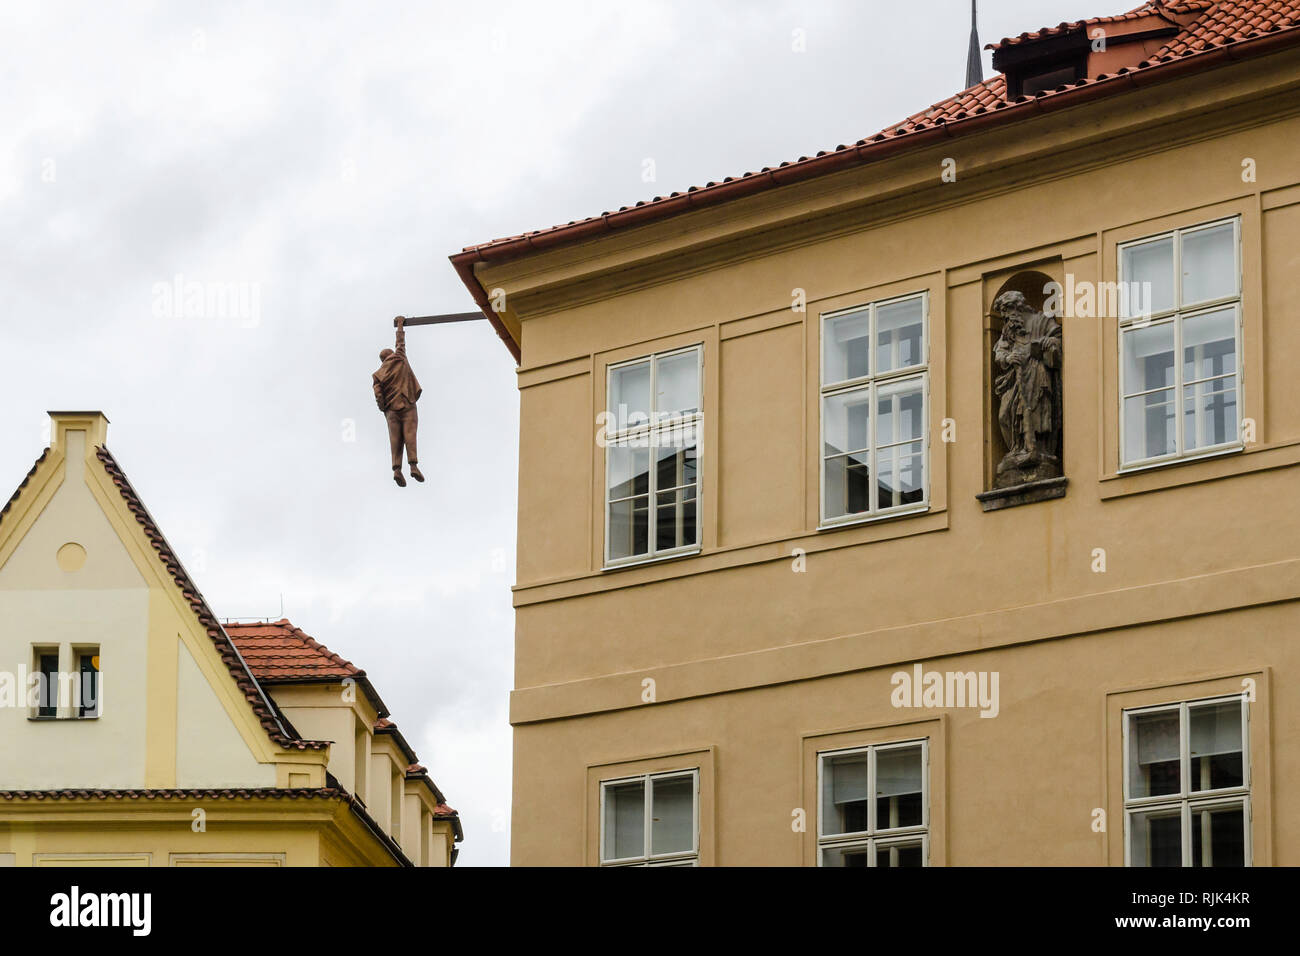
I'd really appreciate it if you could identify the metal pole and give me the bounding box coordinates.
[394,312,486,327]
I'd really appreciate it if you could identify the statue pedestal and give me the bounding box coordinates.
[976,476,1068,512]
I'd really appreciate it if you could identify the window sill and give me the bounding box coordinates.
[602,548,702,573]
[817,504,930,533]
[26,715,99,721]
[1101,440,1300,501]
[1116,443,1244,477]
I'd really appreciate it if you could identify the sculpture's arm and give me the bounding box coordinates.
[395,321,406,356]
[374,376,386,412]
[1037,325,1062,368]
[993,334,1013,369]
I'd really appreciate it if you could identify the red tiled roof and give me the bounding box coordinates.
[453,0,1300,362]
[987,1,1203,51]
[227,621,460,839]
[94,448,327,751]
[1159,0,1299,52]
[885,0,1300,138]
[225,619,363,682]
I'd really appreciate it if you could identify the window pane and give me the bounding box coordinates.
[876,441,924,512]
[602,781,645,861]
[1190,802,1245,867]
[875,297,924,373]
[1181,222,1236,306]
[1122,322,1175,394]
[824,309,871,383]
[1129,709,1181,798]
[823,390,871,457]
[78,653,99,718]
[876,380,924,445]
[1130,806,1183,866]
[876,745,924,829]
[1182,380,1237,451]
[1124,390,1176,463]
[655,351,699,419]
[1182,309,1236,382]
[876,841,924,867]
[38,653,58,717]
[824,452,872,520]
[609,361,651,431]
[655,442,697,492]
[608,497,649,560]
[1189,700,1244,792]
[822,752,870,836]
[655,487,697,552]
[822,843,871,867]
[651,775,694,855]
[1121,237,1175,317]
[608,444,649,500]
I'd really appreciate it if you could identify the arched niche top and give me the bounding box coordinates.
[992,270,1056,316]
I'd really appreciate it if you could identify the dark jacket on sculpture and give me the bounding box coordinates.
[373,326,422,412]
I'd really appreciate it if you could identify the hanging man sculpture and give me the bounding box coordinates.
[991,290,1062,487]
[373,316,424,487]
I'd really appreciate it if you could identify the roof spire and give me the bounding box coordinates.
[966,0,984,88]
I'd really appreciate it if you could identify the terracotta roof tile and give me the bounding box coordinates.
[986,1,1197,51]
[224,619,364,682]
[0,448,48,531]
[1156,0,1300,54]
[94,447,327,751]
[453,0,1300,308]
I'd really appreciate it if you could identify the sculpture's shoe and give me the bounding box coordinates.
[393,471,407,487]
[409,465,425,483]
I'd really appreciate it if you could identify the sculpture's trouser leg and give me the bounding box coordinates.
[386,408,405,470]
[403,406,419,466]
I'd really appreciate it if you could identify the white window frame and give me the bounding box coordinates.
[819,292,930,529]
[816,739,929,867]
[598,768,700,867]
[603,345,703,569]
[1122,693,1251,867]
[1117,217,1244,471]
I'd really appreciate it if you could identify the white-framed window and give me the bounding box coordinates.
[29,644,99,719]
[820,292,929,527]
[599,769,699,866]
[604,345,701,567]
[817,739,928,867]
[1118,217,1242,469]
[1123,694,1250,867]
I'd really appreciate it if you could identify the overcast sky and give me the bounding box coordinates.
[1,0,1103,866]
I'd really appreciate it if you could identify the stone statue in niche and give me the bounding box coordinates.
[991,290,1063,487]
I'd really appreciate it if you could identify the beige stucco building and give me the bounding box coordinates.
[452,0,1300,866]
[0,412,462,866]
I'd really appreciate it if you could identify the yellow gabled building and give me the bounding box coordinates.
[0,412,462,867]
